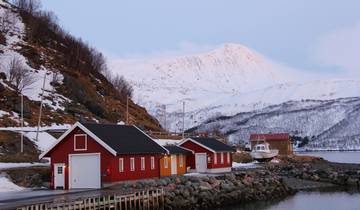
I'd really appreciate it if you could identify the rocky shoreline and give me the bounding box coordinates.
[267,157,360,188]
[112,170,294,210]
[111,156,360,210]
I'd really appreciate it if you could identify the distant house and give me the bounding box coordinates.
[160,145,192,177]
[179,137,235,173]
[40,122,167,190]
[249,133,293,156]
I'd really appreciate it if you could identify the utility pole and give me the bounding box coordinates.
[20,93,23,153]
[164,105,167,131]
[126,95,129,125]
[36,73,47,142]
[182,101,185,139]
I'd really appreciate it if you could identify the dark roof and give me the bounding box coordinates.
[189,137,235,152]
[250,133,290,141]
[82,123,167,154]
[164,145,192,155]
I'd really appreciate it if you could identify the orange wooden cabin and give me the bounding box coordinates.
[160,145,192,176]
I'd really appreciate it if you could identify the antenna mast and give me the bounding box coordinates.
[182,101,185,138]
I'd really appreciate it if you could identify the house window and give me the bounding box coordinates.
[164,157,168,169]
[227,152,230,164]
[214,153,217,164]
[221,152,224,164]
[74,134,87,151]
[179,155,184,167]
[130,157,135,171]
[141,157,145,170]
[151,156,155,170]
[57,166,63,174]
[119,158,124,172]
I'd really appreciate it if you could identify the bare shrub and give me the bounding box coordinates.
[7,57,36,93]
[109,74,133,98]
[12,0,41,15]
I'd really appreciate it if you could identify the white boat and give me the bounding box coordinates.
[250,143,279,161]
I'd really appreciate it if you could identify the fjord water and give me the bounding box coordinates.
[297,151,360,164]
[217,151,360,210]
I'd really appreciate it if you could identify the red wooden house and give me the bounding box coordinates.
[40,122,167,190]
[178,137,235,173]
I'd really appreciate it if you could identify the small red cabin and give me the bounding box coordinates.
[179,137,235,173]
[40,122,167,190]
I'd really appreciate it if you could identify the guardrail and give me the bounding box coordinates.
[17,189,164,210]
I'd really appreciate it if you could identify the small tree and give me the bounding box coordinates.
[7,57,36,93]
[111,75,133,98]
[12,0,41,15]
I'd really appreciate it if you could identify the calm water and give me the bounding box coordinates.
[296,151,360,164]
[217,151,360,210]
[217,191,360,210]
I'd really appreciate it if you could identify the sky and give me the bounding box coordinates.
[42,0,360,77]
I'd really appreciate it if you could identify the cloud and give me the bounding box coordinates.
[313,23,360,77]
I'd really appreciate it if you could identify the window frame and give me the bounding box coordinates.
[164,157,168,169]
[73,134,87,151]
[150,156,155,170]
[130,157,135,171]
[141,157,145,170]
[179,155,184,167]
[221,152,224,164]
[119,158,124,172]
[227,152,230,164]
[214,153,217,164]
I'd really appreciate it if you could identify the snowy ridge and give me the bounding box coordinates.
[192,97,360,150]
[110,43,360,133]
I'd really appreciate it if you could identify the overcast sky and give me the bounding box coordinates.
[42,1,360,77]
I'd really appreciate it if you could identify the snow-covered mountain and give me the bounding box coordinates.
[189,97,360,150]
[109,43,360,136]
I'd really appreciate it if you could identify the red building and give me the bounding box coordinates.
[40,122,167,189]
[250,133,293,156]
[179,137,235,173]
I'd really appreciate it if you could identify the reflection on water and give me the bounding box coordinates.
[296,151,360,164]
[214,151,360,210]
[214,191,360,210]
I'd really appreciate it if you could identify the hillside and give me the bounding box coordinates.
[189,97,360,150]
[0,0,162,131]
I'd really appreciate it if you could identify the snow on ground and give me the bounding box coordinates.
[23,131,57,152]
[0,174,23,192]
[154,139,181,146]
[0,162,49,170]
[0,125,69,152]
[0,1,71,112]
[0,124,71,132]
[232,161,259,169]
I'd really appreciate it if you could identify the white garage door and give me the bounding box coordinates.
[69,153,101,189]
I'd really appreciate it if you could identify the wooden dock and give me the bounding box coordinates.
[16,189,164,210]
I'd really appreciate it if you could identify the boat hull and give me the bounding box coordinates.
[250,150,279,161]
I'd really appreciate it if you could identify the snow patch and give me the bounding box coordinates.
[232,161,259,169]
[0,162,49,170]
[0,173,23,192]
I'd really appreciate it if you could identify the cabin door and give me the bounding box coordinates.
[171,155,177,175]
[54,163,65,189]
[195,153,207,173]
